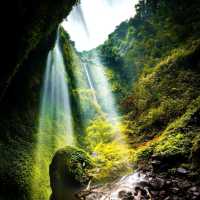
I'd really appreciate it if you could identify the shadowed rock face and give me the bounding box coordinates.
[1,0,78,107]
[0,1,77,199]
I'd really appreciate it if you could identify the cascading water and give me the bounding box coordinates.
[39,30,74,146]
[85,55,119,124]
[31,29,74,199]
[82,61,98,103]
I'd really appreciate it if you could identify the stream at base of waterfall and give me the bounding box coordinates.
[76,169,200,200]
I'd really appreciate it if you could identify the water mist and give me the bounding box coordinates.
[31,29,74,199]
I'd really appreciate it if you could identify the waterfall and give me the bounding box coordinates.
[89,57,119,123]
[39,30,74,146]
[31,30,74,200]
[82,61,98,103]
[80,54,119,124]
[62,0,128,125]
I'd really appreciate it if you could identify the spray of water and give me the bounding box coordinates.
[31,29,74,199]
[80,53,120,128]
[81,61,98,103]
[39,31,74,145]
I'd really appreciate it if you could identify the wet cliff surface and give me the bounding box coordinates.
[0,1,77,199]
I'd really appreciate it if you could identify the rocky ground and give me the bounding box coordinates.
[76,169,200,200]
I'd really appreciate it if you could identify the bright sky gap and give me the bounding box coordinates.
[62,0,138,51]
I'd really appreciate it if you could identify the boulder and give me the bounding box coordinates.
[49,146,93,200]
[176,167,189,175]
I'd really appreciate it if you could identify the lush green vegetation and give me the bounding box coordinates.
[95,0,200,172]
[49,146,93,200]
[1,0,200,199]
[59,29,133,183]
[74,0,200,180]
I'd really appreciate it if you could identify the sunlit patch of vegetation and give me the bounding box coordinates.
[31,127,70,200]
[131,96,200,166]
[83,117,132,182]
[91,141,132,182]
[123,42,200,145]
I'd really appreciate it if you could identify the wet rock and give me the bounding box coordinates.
[118,191,134,200]
[159,190,167,196]
[170,187,180,194]
[178,180,191,189]
[118,190,132,199]
[193,192,200,196]
[77,170,200,200]
[151,160,161,169]
[171,195,179,200]
[151,155,169,172]
[150,190,159,196]
[189,186,199,192]
[166,180,171,185]
[137,180,149,188]
[171,179,179,185]
[163,197,170,200]
[118,190,127,198]
[177,167,189,175]
[149,177,165,190]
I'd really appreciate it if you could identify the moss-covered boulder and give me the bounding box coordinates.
[49,146,93,200]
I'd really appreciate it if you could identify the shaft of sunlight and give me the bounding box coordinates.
[39,31,74,145]
[83,53,119,125]
[61,0,140,129]
[82,61,98,103]
[31,29,74,200]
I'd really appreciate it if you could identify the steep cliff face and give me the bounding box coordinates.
[1,0,78,106]
[0,1,77,199]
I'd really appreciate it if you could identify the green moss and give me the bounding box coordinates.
[49,146,94,200]
[50,146,93,186]
[154,132,191,157]
[132,145,154,163]
[125,42,200,145]
[132,96,200,167]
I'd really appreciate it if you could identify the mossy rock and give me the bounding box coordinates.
[49,146,93,200]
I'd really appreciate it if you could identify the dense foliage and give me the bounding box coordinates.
[93,0,200,104]
[52,0,200,187]
[94,0,200,171]
[77,0,200,176]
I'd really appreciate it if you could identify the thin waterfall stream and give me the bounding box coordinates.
[39,30,74,145]
[82,61,98,103]
[32,30,75,200]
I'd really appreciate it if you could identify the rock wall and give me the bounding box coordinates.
[0,1,77,199]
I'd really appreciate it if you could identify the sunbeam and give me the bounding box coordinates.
[31,29,74,199]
